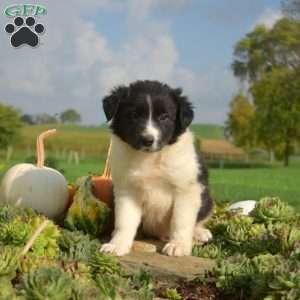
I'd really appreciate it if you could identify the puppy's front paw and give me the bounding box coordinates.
[194,226,213,244]
[162,241,191,256]
[100,242,131,256]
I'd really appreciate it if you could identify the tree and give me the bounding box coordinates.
[60,109,81,124]
[21,114,35,125]
[251,68,300,166]
[232,18,300,85]
[282,0,300,20]
[225,93,256,151]
[0,103,22,149]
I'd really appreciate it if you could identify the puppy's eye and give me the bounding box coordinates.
[158,113,169,122]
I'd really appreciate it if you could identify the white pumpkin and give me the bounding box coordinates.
[0,129,69,219]
[228,200,257,216]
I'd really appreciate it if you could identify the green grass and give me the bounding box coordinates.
[210,166,300,210]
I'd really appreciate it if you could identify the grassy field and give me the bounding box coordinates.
[210,157,300,209]
[1,124,299,211]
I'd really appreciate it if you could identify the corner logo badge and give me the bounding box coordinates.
[4,4,46,48]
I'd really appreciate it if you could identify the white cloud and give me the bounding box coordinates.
[255,8,283,29]
[0,0,234,124]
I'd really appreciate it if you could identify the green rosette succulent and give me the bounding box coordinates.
[71,280,102,300]
[267,259,300,300]
[268,223,300,254]
[18,255,59,273]
[0,277,19,300]
[58,229,101,262]
[252,197,296,223]
[192,243,223,259]
[20,267,73,300]
[89,251,121,275]
[0,246,19,279]
[213,254,253,295]
[0,204,37,223]
[1,218,31,246]
[27,217,61,258]
[64,176,112,236]
[223,216,254,246]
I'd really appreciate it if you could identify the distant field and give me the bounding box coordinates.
[191,124,224,139]
[0,124,299,211]
[7,123,223,156]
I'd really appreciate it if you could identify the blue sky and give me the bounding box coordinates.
[0,0,282,125]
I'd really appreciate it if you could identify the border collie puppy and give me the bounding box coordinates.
[100,80,213,256]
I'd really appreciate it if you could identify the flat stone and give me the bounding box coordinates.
[119,240,215,283]
[132,240,157,253]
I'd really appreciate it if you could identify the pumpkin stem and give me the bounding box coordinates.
[36,129,57,168]
[20,219,50,257]
[103,141,112,178]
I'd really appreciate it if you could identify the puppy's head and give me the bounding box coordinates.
[102,80,194,152]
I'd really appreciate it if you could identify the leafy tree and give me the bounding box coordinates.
[251,68,300,166]
[60,109,81,124]
[232,18,300,84]
[21,114,35,125]
[0,103,22,149]
[225,93,256,151]
[282,0,300,20]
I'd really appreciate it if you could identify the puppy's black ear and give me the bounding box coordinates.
[102,86,129,121]
[172,88,194,131]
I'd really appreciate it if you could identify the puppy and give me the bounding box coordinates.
[100,80,213,256]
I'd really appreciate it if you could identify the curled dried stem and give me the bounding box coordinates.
[36,129,57,168]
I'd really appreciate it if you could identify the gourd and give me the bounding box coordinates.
[0,129,69,219]
[68,142,114,209]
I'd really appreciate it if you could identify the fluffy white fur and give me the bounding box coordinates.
[101,129,211,256]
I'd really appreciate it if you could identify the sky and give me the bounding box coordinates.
[0,0,282,125]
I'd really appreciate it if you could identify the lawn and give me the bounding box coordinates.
[210,161,300,210]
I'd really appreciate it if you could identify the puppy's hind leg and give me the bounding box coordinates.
[194,187,213,244]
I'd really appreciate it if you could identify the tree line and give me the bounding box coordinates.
[226,0,300,166]
[0,106,81,150]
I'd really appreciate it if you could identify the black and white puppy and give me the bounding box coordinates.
[100,80,213,256]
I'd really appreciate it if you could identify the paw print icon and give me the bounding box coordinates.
[5,17,44,47]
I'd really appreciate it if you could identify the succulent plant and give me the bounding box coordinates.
[19,267,73,300]
[58,229,101,262]
[161,288,182,300]
[1,218,31,246]
[0,277,17,299]
[0,204,37,223]
[27,216,61,258]
[252,197,296,223]
[89,251,121,275]
[18,255,59,273]
[192,243,223,259]
[0,246,19,279]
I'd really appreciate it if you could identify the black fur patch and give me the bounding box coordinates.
[195,144,214,222]
[102,80,194,151]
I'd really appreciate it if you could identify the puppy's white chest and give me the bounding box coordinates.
[129,165,174,238]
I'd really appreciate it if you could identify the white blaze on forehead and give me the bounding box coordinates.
[144,94,160,148]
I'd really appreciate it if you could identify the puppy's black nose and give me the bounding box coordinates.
[141,135,154,147]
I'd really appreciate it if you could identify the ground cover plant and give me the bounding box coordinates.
[1,196,300,299]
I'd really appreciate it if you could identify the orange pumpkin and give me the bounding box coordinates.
[68,142,114,209]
